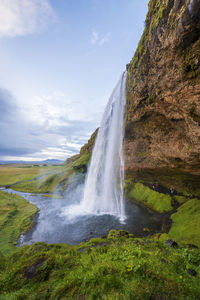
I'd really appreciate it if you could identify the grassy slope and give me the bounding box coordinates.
[0,233,199,299]
[127,182,173,213]
[0,190,38,255]
[0,165,54,186]
[11,153,91,194]
[168,198,200,247]
[125,180,200,247]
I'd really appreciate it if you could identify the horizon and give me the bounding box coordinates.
[0,0,149,162]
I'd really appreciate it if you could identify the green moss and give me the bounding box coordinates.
[182,42,200,80]
[128,182,173,213]
[0,235,199,299]
[107,229,134,239]
[135,151,151,157]
[79,128,98,155]
[126,168,200,197]
[0,190,38,255]
[174,195,188,205]
[126,0,193,109]
[168,198,200,247]
[41,194,63,199]
[71,151,91,171]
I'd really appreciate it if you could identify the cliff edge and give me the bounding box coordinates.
[125,0,200,179]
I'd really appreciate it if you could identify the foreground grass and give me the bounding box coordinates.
[0,165,55,186]
[0,232,199,299]
[0,190,38,255]
[127,182,173,213]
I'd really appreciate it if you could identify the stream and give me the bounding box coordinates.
[1,175,164,246]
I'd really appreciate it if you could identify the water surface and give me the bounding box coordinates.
[3,178,163,246]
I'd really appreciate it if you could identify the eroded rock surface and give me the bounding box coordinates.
[125,0,200,173]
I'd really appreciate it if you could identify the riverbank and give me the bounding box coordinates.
[125,178,200,248]
[0,190,38,255]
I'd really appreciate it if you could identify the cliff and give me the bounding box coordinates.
[125,0,200,181]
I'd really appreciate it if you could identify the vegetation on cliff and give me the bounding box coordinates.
[9,134,95,194]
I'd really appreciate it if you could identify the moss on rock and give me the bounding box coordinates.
[168,198,200,247]
[127,182,173,213]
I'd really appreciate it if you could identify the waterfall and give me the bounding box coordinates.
[64,72,127,222]
[81,71,127,221]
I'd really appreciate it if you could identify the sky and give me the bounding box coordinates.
[0,0,149,162]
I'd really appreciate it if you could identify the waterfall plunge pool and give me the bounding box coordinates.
[2,176,165,247]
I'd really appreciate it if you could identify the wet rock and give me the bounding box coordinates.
[166,239,178,248]
[187,269,197,277]
[108,229,131,239]
[101,235,107,239]
[25,257,45,279]
[118,230,130,238]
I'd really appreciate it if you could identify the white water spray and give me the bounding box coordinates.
[65,72,127,222]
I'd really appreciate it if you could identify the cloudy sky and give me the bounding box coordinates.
[0,0,148,161]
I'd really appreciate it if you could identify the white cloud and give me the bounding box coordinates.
[90,29,99,44]
[99,32,111,45]
[0,0,56,38]
[0,88,97,161]
[30,91,88,129]
[90,29,111,46]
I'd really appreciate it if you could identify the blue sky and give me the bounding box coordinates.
[0,0,148,161]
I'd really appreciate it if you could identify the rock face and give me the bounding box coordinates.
[125,0,200,174]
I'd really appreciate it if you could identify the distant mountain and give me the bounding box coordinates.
[42,159,64,165]
[0,159,64,165]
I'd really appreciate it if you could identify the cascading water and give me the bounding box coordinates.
[66,71,127,222]
[82,71,127,221]
[5,71,162,246]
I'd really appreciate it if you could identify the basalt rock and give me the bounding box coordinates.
[166,239,178,247]
[125,0,200,175]
[187,268,198,276]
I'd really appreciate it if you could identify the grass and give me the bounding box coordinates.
[10,152,91,194]
[0,190,38,255]
[0,233,199,299]
[174,195,188,204]
[127,182,173,213]
[41,194,63,199]
[11,170,69,193]
[0,165,55,186]
[168,198,200,247]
